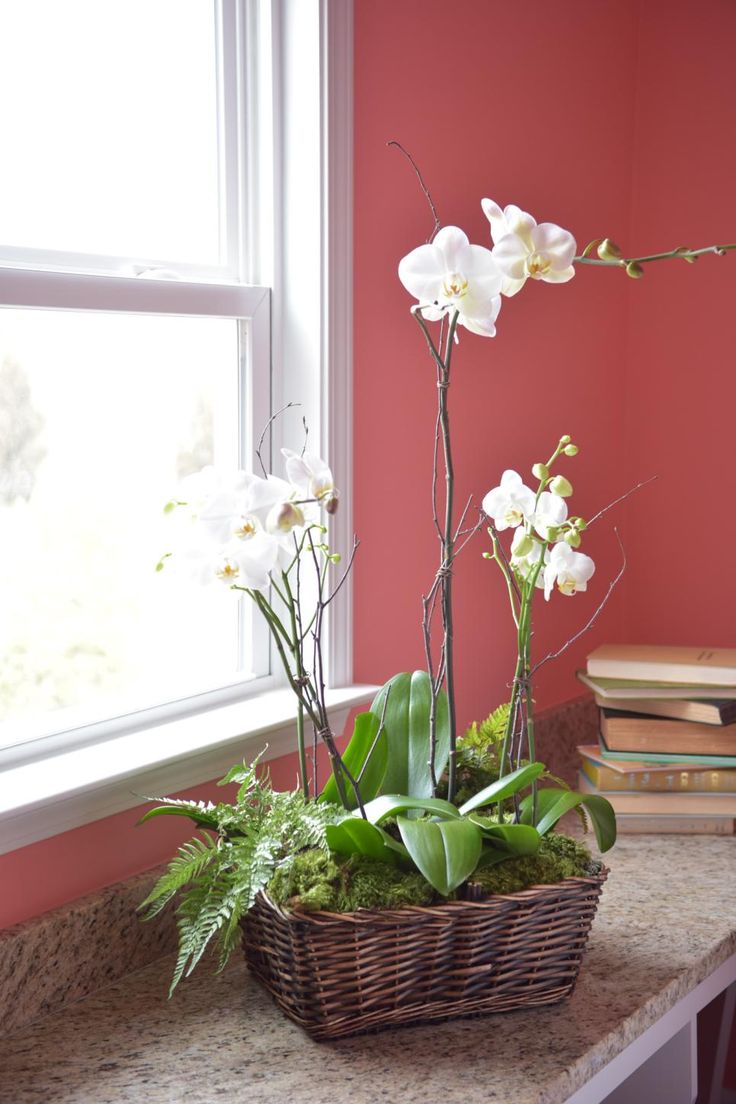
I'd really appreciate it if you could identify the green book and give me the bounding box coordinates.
[598,735,736,769]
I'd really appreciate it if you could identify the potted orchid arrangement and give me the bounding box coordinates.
[140,152,734,1040]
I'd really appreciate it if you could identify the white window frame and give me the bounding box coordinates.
[0,0,375,855]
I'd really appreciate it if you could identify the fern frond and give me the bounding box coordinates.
[144,768,347,994]
[138,796,219,831]
[169,872,240,993]
[139,836,217,918]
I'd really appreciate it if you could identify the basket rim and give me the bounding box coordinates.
[252,862,609,926]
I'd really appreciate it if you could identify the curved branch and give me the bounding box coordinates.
[529,529,627,676]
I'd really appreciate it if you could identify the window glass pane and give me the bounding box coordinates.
[0,307,257,748]
[0,1,220,264]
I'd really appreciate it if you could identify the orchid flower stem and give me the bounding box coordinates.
[250,590,322,731]
[574,243,736,267]
[282,572,310,800]
[492,535,520,628]
[412,306,461,802]
[440,311,460,803]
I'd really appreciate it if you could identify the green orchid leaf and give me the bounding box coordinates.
[319,711,388,809]
[325,818,407,865]
[457,762,546,815]
[361,793,461,826]
[475,847,516,870]
[520,787,617,852]
[519,786,564,826]
[467,817,541,856]
[370,671,450,798]
[396,816,482,896]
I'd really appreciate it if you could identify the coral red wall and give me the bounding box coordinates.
[622,0,736,646]
[352,0,638,721]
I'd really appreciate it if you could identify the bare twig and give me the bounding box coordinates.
[357,685,391,785]
[431,404,443,540]
[255,401,300,478]
[323,536,360,608]
[305,530,367,817]
[529,528,627,676]
[586,475,657,528]
[453,495,473,543]
[387,139,441,243]
[454,513,486,558]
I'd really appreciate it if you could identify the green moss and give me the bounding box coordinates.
[470,832,595,896]
[268,850,436,913]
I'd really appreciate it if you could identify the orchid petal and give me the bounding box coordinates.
[491,234,529,280]
[539,266,576,285]
[501,275,528,297]
[531,223,577,268]
[481,198,509,245]
[398,243,446,301]
[504,205,537,249]
[433,225,472,271]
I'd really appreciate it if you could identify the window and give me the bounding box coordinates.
[0,0,357,814]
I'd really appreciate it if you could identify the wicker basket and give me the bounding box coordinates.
[241,864,608,1040]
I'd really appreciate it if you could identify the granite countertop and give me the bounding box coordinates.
[1,834,735,1104]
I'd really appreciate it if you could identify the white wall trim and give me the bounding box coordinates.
[322,0,354,688]
[0,684,377,855]
[267,0,354,688]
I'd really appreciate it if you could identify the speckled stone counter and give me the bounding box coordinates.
[1,833,734,1104]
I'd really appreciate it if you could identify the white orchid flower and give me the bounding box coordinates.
[282,448,339,513]
[543,541,595,600]
[398,225,503,337]
[482,470,536,530]
[533,491,568,540]
[510,527,548,588]
[481,199,576,297]
[177,531,279,594]
[174,468,254,543]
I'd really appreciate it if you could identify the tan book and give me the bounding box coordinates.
[600,709,736,756]
[616,814,736,835]
[580,756,736,794]
[577,770,736,815]
[577,670,736,702]
[590,691,736,726]
[586,644,736,687]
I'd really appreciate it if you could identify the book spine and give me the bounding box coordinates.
[598,744,736,768]
[582,760,736,793]
[615,815,735,835]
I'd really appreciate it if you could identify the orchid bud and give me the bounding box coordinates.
[575,517,588,531]
[550,475,573,498]
[563,444,579,457]
[267,501,305,534]
[559,435,571,445]
[625,261,644,279]
[324,491,340,515]
[513,533,534,558]
[564,529,581,548]
[532,462,549,480]
[597,238,623,261]
[482,551,492,559]
[329,552,342,564]
[546,526,561,542]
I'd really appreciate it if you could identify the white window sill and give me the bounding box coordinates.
[0,684,378,856]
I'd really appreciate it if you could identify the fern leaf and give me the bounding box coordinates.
[139,836,217,918]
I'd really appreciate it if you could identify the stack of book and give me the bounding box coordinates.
[577,644,736,834]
